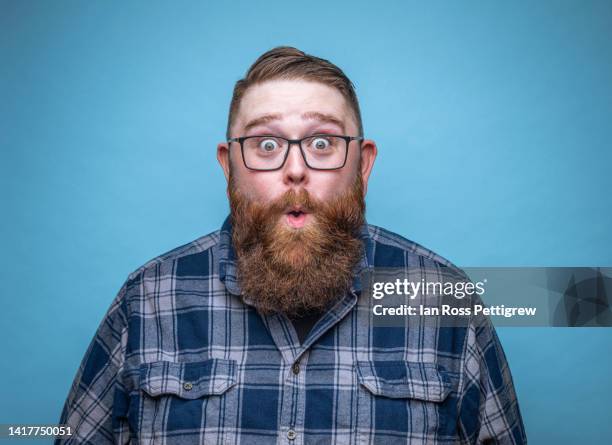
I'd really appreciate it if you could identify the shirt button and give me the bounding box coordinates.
[287,429,297,440]
[183,382,193,391]
[291,361,300,375]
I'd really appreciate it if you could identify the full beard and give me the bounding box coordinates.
[228,173,365,317]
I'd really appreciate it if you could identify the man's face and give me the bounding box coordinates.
[217,78,377,315]
[218,79,377,225]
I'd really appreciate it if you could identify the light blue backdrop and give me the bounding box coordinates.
[1,1,611,443]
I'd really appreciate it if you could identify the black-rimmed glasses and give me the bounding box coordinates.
[227,134,363,171]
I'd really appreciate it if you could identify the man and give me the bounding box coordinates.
[57,47,527,444]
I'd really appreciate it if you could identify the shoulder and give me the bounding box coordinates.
[366,223,466,276]
[123,229,222,286]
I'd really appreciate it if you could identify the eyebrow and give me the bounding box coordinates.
[243,112,345,134]
[243,113,282,134]
[302,112,345,132]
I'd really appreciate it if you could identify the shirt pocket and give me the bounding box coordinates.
[355,360,454,443]
[137,359,238,444]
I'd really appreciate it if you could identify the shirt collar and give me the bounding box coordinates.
[218,214,373,298]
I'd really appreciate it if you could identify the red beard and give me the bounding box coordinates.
[228,173,365,316]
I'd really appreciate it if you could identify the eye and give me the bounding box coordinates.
[312,137,330,150]
[259,138,279,152]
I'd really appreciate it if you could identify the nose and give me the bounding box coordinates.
[282,142,308,186]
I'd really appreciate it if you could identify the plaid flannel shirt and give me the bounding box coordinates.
[56,216,527,444]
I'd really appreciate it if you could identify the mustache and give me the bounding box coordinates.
[262,188,318,215]
[230,186,323,223]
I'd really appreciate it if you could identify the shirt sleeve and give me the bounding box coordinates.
[457,296,528,444]
[55,278,133,445]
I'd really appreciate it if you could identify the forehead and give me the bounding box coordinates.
[234,79,354,133]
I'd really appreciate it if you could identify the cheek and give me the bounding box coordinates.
[235,172,284,201]
[308,173,354,201]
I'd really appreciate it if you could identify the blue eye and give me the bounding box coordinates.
[259,139,279,152]
[312,137,330,150]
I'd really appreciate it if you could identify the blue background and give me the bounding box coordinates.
[1,1,611,443]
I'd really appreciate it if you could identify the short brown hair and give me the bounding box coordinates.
[226,46,363,139]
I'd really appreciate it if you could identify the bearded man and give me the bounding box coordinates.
[57,47,526,444]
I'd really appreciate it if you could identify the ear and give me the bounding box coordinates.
[358,139,377,196]
[217,142,231,182]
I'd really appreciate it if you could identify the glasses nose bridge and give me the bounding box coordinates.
[282,137,308,168]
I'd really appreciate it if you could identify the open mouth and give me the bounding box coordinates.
[285,208,309,228]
